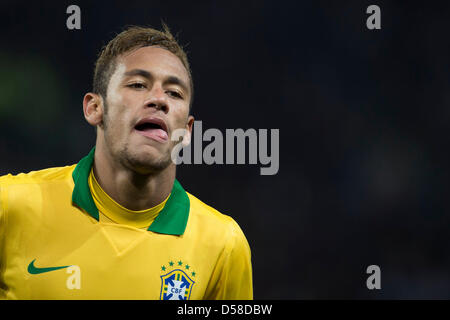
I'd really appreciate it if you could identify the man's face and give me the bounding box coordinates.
[100,46,192,174]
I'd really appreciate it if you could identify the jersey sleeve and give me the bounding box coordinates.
[0,184,7,299]
[206,219,253,300]
[0,184,5,248]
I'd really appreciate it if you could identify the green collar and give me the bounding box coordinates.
[71,147,190,235]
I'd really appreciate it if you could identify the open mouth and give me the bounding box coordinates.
[134,118,169,142]
[135,122,164,131]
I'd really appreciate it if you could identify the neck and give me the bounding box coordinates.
[92,145,175,211]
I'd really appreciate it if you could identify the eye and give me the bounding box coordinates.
[167,90,183,99]
[127,83,147,89]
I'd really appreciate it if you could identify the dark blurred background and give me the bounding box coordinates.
[1,1,450,299]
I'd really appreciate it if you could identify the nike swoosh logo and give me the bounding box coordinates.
[27,259,71,275]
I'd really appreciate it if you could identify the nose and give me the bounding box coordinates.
[145,85,168,113]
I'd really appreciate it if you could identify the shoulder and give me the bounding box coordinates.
[0,165,76,187]
[0,165,77,219]
[187,192,242,230]
[0,165,77,206]
[185,192,250,249]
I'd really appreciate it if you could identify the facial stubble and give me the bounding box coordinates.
[102,100,175,175]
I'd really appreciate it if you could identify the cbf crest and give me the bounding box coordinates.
[160,260,196,300]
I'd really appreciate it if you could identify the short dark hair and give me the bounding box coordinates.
[93,24,194,110]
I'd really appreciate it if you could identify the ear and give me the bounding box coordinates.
[182,115,195,146]
[83,93,104,127]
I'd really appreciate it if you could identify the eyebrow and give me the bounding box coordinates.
[124,69,190,94]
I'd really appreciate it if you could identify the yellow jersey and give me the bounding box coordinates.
[0,148,253,300]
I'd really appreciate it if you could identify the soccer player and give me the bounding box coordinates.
[0,25,253,300]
